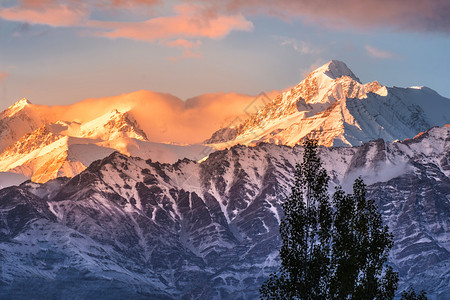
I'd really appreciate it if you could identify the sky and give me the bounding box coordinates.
[0,0,450,111]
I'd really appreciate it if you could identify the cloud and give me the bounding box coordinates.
[365,45,398,59]
[205,0,450,33]
[0,1,159,27]
[278,37,320,55]
[165,39,202,61]
[43,90,266,144]
[0,2,88,27]
[165,38,201,49]
[0,1,253,39]
[106,0,160,8]
[1,0,449,35]
[90,4,253,43]
[131,91,277,143]
[0,71,10,83]
[0,1,253,58]
[13,0,158,9]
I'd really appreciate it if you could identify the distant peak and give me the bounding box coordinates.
[80,108,148,141]
[408,86,439,95]
[108,108,130,118]
[12,98,31,108]
[310,60,360,82]
[3,98,32,117]
[18,98,31,104]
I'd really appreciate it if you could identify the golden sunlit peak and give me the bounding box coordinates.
[12,98,31,107]
[5,98,32,117]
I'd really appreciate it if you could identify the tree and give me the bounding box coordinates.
[330,179,398,299]
[260,138,332,299]
[400,287,427,300]
[260,138,399,299]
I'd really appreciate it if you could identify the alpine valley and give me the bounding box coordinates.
[0,61,449,299]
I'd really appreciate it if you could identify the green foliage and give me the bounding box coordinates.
[400,287,427,300]
[260,138,399,299]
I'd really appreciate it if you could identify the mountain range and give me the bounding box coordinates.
[0,60,449,299]
[0,103,211,185]
[2,60,449,186]
[1,124,449,299]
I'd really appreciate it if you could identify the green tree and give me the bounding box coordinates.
[260,138,399,299]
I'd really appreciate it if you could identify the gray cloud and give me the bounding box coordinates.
[204,0,450,33]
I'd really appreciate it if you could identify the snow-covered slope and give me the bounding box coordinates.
[207,60,450,148]
[0,98,48,153]
[78,109,148,141]
[0,108,212,184]
[1,125,449,299]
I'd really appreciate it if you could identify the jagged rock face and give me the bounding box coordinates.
[207,61,450,149]
[1,125,62,158]
[0,124,73,183]
[369,172,450,297]
[0,186,56,240]
[0,125,448,299]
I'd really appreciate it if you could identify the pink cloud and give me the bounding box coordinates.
[107,0,160,7]
[1,0,449,34]
[0,1,253,57]
[165,38,201,49]
[90,4,253,42]
[0,3,87,27]
[0,0,158,27]
[0,1,253,39]
[165,39,202,61]
[17,0,159,9]
[365,45,398,59]
[0,71,10,83]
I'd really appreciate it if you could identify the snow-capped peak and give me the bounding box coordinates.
[408,86,440,95]
[12,98,31,107]
[3,98,32,118]
[206,59,450,149]
[310,60,360,82]
[0,98,49,153]
[80,109,148,141]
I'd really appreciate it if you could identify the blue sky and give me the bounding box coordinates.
[1,0,449,110]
